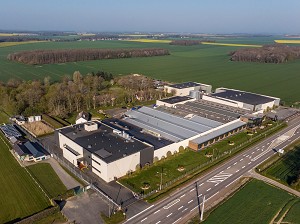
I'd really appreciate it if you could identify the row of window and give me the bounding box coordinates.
[92,165,101,174]
[92,158,101,166]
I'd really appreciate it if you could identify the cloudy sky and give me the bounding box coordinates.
[1,0,299,34]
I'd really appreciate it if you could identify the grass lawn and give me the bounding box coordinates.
[27,163,67,198]
[119,121,285,195]
[283,200,300,223]
[0,110,9,123]
[262,144,300,191]
[34,210,67,224]
[100,211,126,224]
[42,114,66,129]
[0,134,50,223]
[0,37,300,105]
[203,179,297,224]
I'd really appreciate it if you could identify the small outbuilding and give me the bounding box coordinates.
[76,111,91,124]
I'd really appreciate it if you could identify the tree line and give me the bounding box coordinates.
[7,48,170,65]
[169,39,215,46]
[0,72,166,118]
[229,45,300,63]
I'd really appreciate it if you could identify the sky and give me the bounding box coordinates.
[0,0,300,34]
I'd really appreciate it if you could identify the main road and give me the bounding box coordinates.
[125,117,300,224]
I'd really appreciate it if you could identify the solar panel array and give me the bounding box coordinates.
[125,107,222,142]
[0,124,22,138]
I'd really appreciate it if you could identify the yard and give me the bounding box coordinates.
[0,133,50,223]
[203,179,299,224]
[22,121,54,136]
[27,163,67,198]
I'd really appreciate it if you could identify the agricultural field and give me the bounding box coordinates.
[27,163,67,198]
[0,41,46,48]
[0,36,300,104]
[201,42,262,47]
[263,145,300,191]
[275,39,300,44]
[203,179,299,224]
[0,133,50,223]
[0,110,9,123]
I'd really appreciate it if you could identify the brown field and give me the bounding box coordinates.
[22,121,54,136]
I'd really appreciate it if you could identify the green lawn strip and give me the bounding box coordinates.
[0,133,50,223]
[203,179,296,224]
[0,109,9,123]
[100,211,126,224]
[26,163,67,198]
[283,200,300,223]
[274,198,299,222]
[33,210,67,224]
[119,122,286,203]
[42,114,65,129]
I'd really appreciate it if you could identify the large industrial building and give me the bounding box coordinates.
[57,81,280,182]
[203,88,280,111]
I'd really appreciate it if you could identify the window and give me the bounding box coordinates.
[92,158,101,166]
[92,166,101,174]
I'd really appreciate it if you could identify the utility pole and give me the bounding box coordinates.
[200,195,205,222]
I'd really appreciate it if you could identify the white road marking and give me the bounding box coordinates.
[236,170,239,173]
[199,183,204,186]
[154,210,160,214]
[191,205,199,212]
[242,166,245,169]
[182,208,188,212]
[141,218,147,222]
[227,166,231,169]
[166,213,172,218]
[198,194,202,197]
[248,162,251,165]
[180,194,185,198]
[207,171,232,184]
[215,183,219,186]
[207,188,211,191]
[252,152,255,154]
[126,205,154,222]
[173,217,182,223]
[240,158,243,161]
[178,206,183,210]
[155,221,161,224]
[188,200,193,204]
[257,149,260,151]
[234,162,237,165]
[163,199,180,209]
[190,189,195,192]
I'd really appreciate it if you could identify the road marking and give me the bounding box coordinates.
[173,217,182,223]
[207,188,211,191]
[178,206,183,210]
[163,199,180,209]
[191,205,200,212]
[242,166,245,169]
[215,183,219,186]
[126,205,154,222]
[257,149,260,151]
[198,194,202,197]
[180,194,185,198]
[155,221,161,224]
[248,162,251,165]
[227,166,231,169]
[262,146,265,148]
[190,189,195,192]
[199,183,204,186]
[234,162,237,165]
[240,158,243,161]
[207,171,232,184]
[182,208,188,212]
[166,213,172,218]
[236,170,239,173]
[188,200,193,204]
[141,218,147,222]
[154,210,160,214]
[252,152,255,154]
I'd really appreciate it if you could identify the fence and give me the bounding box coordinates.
[140,123,285,199]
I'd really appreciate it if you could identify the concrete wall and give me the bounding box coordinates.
[91,153,108,182]
[106,152,140,182]
[164,86,196,96]
[202,95,241,108]
[156,98,196,108]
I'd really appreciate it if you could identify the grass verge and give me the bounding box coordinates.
[100,211,126,224]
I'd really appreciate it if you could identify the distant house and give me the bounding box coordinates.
[28,115,42,123]
[13,141,48,162]
[76,111,91,124]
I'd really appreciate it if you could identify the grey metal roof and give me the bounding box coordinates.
[24,141,44,158]
[190,120,246,145]
[213,89,276,105]
[168,82,201,89]
[0,124,22,138]
[124,107,222,142]
[159,96,193,104]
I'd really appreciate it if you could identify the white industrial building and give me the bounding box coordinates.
[203,88,280,111]
[156,96,196,108]
[164,81,212,96]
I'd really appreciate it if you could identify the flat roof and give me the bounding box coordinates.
[190,120,246,145]
[213,89,276,105]
[0,124,22,138]
[102,118,174,150]
[59,121,151,163]
[159,96,193,104]
[168,82,201,89]
[125,106,221,142]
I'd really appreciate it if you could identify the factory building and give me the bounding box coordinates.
[164,82,212,96]
[203,88,280,111]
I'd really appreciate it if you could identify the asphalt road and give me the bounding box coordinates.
[125,118,300,224]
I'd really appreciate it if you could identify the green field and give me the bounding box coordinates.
[203,179,298,224]
[0,110,9,123]
[283,200,300,223]
[263,145,300,191]
[27,163,67,198]
[0,36,300,104]
[0,134,50,223]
